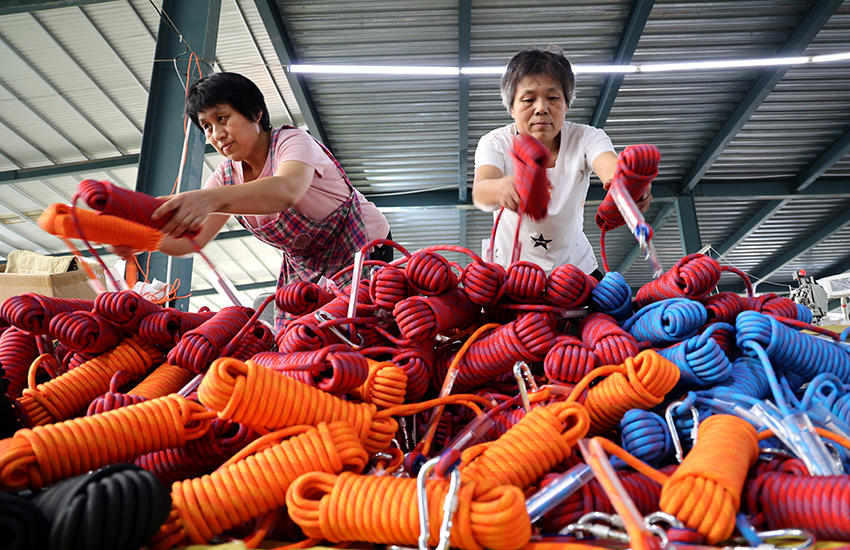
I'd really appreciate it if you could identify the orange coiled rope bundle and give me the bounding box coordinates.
[659,414,758,544]
[151,421,368,550]
[459,401,589,490]
[0,394,214,492]
[348,359,408,408]
[37,203,164,251]
[286,471,531,550]
[567,349,680,435]
[16,336,164,426]
[197,357,397,454]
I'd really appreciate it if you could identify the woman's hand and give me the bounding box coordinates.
[151,189,218,237]
[636,183,653,213]
[498,175,520,211]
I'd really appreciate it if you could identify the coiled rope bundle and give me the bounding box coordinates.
[286,471,532,550]
[1,293,93,336]
[166,306,253,373]
[580,312,640,366]
[595,144,660,272]
[0,394,214,492]
[251,344,370,396]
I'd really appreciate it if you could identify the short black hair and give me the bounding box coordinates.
[184,72,271,131]
[500,46,576,112]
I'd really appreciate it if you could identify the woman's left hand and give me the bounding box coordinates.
[636,183,652,213]
[152,189,217,237]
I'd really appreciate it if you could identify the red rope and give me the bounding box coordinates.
[93,290,161,331]
[47,310,126,354]
[635,253,721,307]
[544,334,597,384]
[276,280,334,317]
[579,312,640,366]
[166,306,253,373]
[137,308,215,347]
[1,293,93,336]
[251,344,370,396]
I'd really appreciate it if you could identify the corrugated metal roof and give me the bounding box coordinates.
[0,0,848,314]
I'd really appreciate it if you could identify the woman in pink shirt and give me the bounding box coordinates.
[150,72,391,327]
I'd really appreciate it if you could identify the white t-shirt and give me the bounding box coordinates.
[474,122,614,275]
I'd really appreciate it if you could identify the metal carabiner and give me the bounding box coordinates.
[513,361,538,413]
[665,400,700,463]
[313,310,364,349]
[754,529,816,550]
[416,456,462,550]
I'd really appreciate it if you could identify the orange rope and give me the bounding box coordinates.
[459,401,590,490]
[151,421,368,550]
[348,359,408,408]
[566,349,680,435]
[659,414,758,544]
[0,394,214,492]
[128,362,195,399]
[197,357,397,454]
[16,337,165,426]
[286,471,531,550]
[38,203,164,251]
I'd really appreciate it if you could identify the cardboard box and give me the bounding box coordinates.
[0,259,107,302]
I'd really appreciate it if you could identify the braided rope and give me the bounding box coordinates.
[1,293,93,336]
[624,298,708,347]
[580,312,640,366]
[93,290,161,331]
[635,254,721,308]
[167,306,253,373]
[38,203,164,251]
[543,335,597,384]
[48,310,126,353]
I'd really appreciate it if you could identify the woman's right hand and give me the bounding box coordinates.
[497,174,520,211]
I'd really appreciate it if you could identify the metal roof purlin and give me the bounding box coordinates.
[252,0,330,147]
[589,0,655,129]
[715,199,790,256]
[794,127,850,192]
[678,0,845,195]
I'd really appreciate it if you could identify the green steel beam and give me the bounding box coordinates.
[252,0,329,146]
[678,0,844,194]
[676,195,701,254]
[715,199,789,256]
[135,0,220,311]
[589,0,654,128]
[794,127,850,192]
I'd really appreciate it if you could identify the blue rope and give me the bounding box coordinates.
[623,298,707,347]
[796,303,813,324]
[618,409,672,466]
[591,271,633,322]
[658,322,734,388]
[702,355,772,402]
[736,310,850,384]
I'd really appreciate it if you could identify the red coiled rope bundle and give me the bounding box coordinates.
[546,263,597,308]
[151,421,369,550]
[286,471,532,550]
[393,288,479,344]
[460,401,590,490]
[16,336,164,426]
[579,312,640,366]
[370,264,410,310]
[251,344,370,396]
[502,261,548,303]
[167,306,253,373]
[595,144,660,272]
[635,253,722,307]
[197,357,398,454]
[403,249,459,296]
[544,335,598,384]
[225,322,274,361]
[47,310,126,354]
[566,349,680,435]
[276,280,334,317]
[1,293,94,336]
[135,417,258,486]
[0,393,214,492]
[745,470,850,541]
[137,308,215,346]
[0,327,40,399]
[462,260,507,308]
[93,290,161,331]
[76,178,201,239]
[437,312,556,392]
[746,292,799,319]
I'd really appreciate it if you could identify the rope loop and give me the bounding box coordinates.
[636,253,721,308]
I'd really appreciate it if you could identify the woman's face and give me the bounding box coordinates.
[197,103,264,162]
[510,73,567,152]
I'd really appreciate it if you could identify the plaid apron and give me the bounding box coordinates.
[222,126,368,326]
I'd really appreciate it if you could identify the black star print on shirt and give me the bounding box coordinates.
[531,234,553,250]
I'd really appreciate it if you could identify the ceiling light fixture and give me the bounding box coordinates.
[289,51,850,76]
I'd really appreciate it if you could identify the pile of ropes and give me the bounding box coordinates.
[1,175,849,550]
